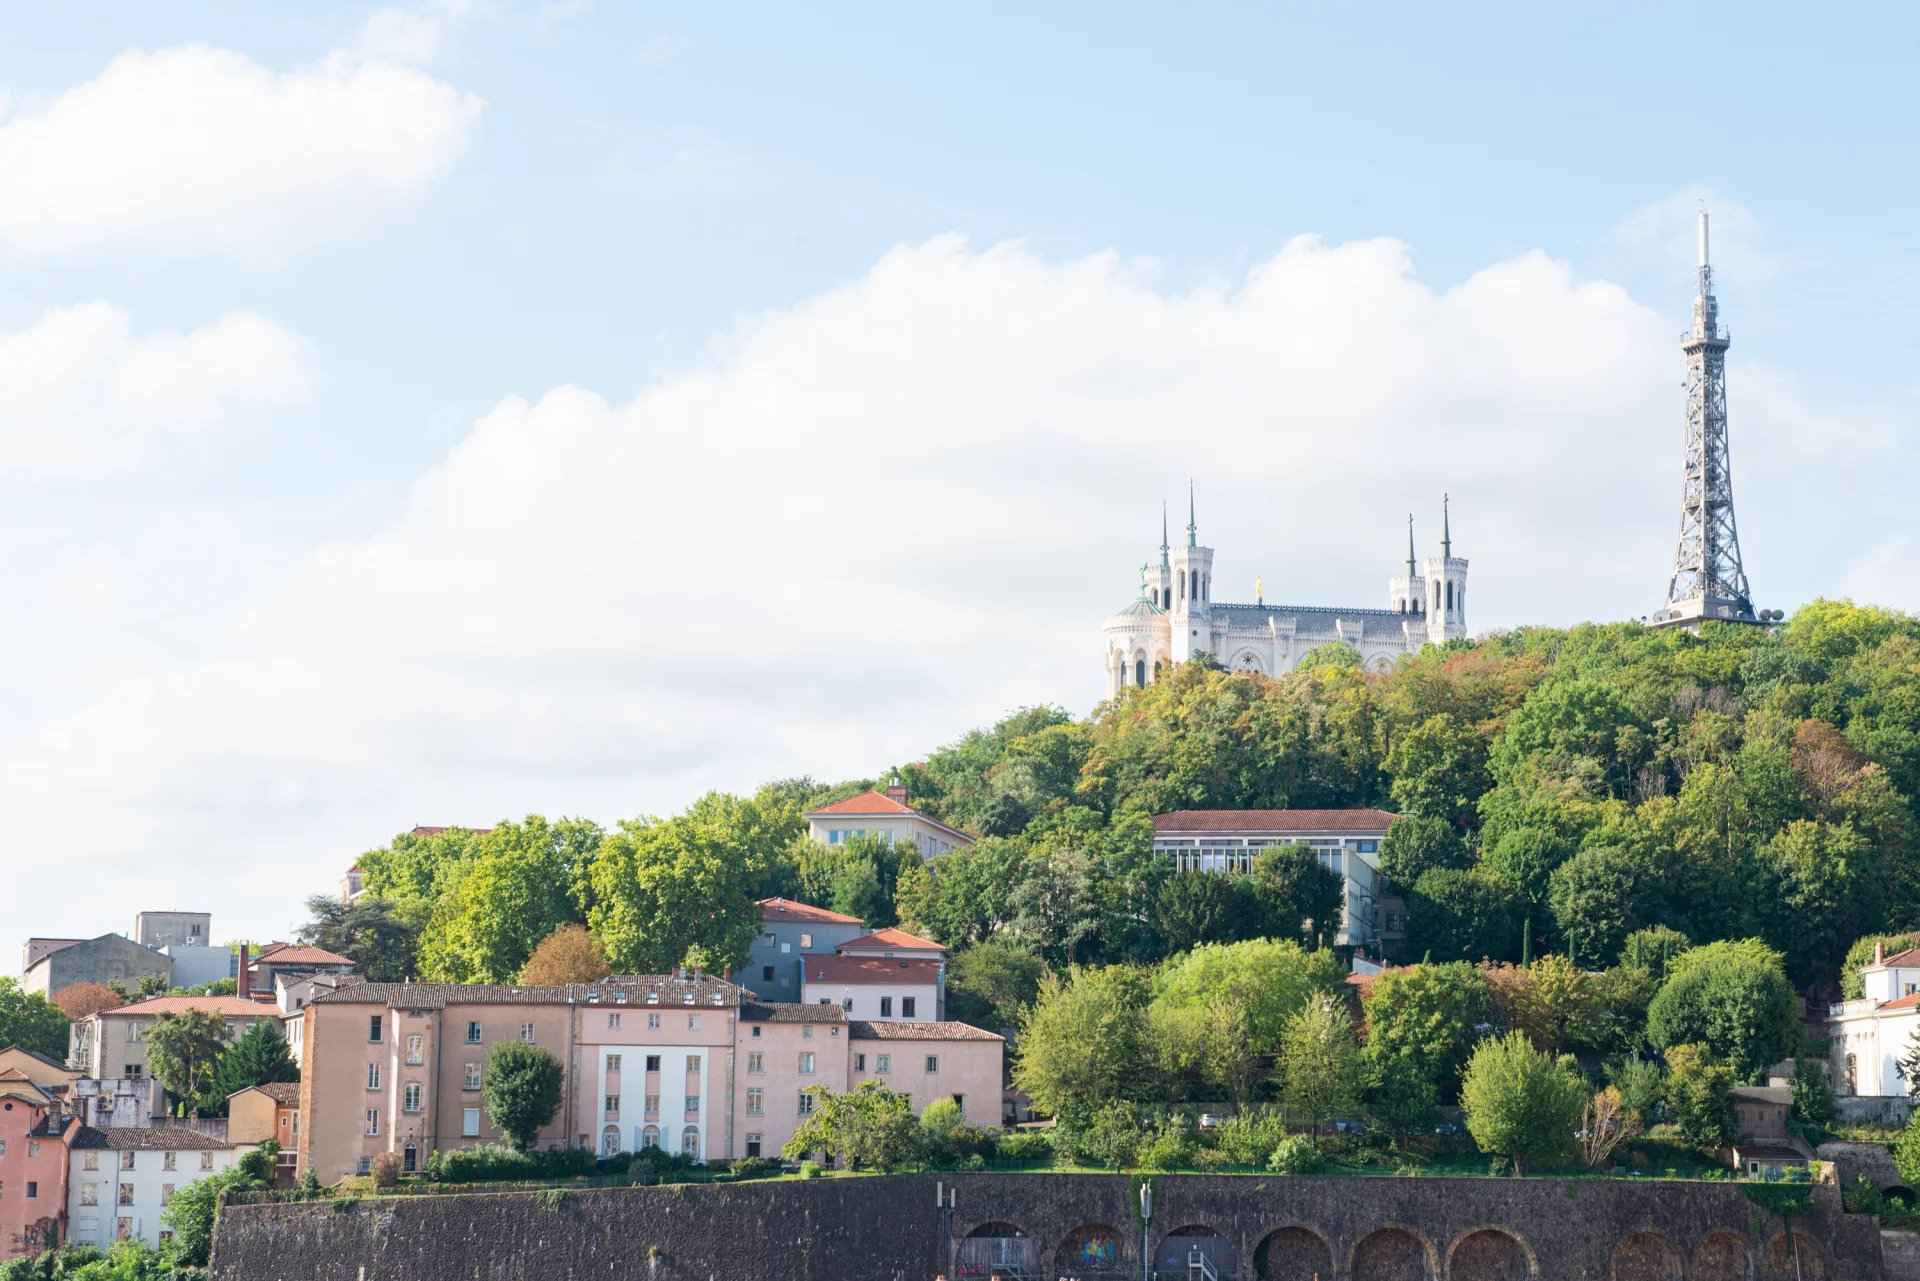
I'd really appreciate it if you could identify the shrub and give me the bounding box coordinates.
[1137,1120,1194,1172]
[423,1142,589,1184]
[728,1157,781,1181]
[371,1153,401,1189]
[1211,1110,1289,1166]
[1057,1100,1150,1169]
[1267,1136,1320,1175]
[799,1161,823,1179]
[993,1130,1054,1165]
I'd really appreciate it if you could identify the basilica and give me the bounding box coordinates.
[1102,493,1468,693]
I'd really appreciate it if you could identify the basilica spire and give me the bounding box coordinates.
[1442,493,1452,560]
[1160,503,1170,568]
[1407,514,1416,581]
[1186,481,1197,548]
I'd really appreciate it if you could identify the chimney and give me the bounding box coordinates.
[1876,941,1886,966]
[884,783,908,805]
[237,944,251,1000]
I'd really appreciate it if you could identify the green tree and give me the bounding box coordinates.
[1621,926,1693,982]
[1759,820,1881,987]
[783,1082,923,1171]
[356,823,492,924]
[1405,868,1524,963]
[207,1020,297,1112]
[1791,1058,1834,1134]
[1645,939,1799,1080]
[1361,961,1497,1101]
[1151,871,1264,955]
[0,978,69,1062]
[1377,814,1468,887]
[1547,843,1666,966]
[483,1042,564,1152]
[1276,993,1360,1139]
[1606,1057,1666,1124]
[1459,1030,1585,1174]
[946,940,1048,1031]
[1013,965,1150,1117]
[161,1166,261,1267]
[145,1010,231,1111]
[1250,844,1345,948]
[1895,1109,1920,1187]
[1386,713,1490,828]
[1488,678,1647,796]
[1664,1043,1737,1151]
[295,894,420,983]
[587,814,760,974]
[893,836,1027,947]
[1152,939,1344,1059]
[419,816,603,982]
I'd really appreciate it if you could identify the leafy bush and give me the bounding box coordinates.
[424,1143,595,1184]
[1211,1110,1290,1166]
[1267,1136,1320,1175]
[799,1160,823,1179]
[993,1130,1054,1165]
[728,1157,782,1181]
[371,1152,401,1188]
[1056,1100,1151,1169]
[1136,1120,1195,1171]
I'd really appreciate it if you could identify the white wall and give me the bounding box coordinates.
[66,1144,250,1250]
[1832,1009,1920,1098]
[799,981,939,1021]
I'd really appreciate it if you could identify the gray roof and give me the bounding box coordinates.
[740,1002,846,1024]
[1213,602,1411,624]
[848,1020,1002,1042]
[1107,596,1166,621]
[309,975,744,1010]
[71,1125,239,1151]
[1731,1086,1792,1105]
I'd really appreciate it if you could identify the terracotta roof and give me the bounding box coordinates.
[253,945,355,967]
[807,790,916,817]
[309,975,745,1009]
[71,1125,239,1151]
[848,1020,1002,1042]
[228,1082,301,1106]
[840,927,946,953]
[1880,994,1920,1011]
[740,1002,846,1025]
[803,956,943,986]
[98,996,278,1019]
[1876,947,1920,969]
[0,1046,76,1071]
[1152,808,1400,834]
[758,897,863,926]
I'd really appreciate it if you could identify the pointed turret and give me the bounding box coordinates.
[1186,481,1197,548]
[1160,503,1171,569]
[1442,493,1452,560]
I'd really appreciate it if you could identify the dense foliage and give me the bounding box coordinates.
[0,979,70,1062]
[484,1042,565,1151]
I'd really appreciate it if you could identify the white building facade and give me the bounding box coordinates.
[1104,496,1467,692]
[1829,944,1920,1100]
[65,1128,250,1251]
[804,788,973,858]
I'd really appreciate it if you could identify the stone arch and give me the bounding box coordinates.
[1055,1223,1129,1278]
[1366,652,1397,674]
[1230,649,1266,676]
[1610,1231,1681,1281]
[1691,1231,1752,1281]
[957,1221,1038,1279]
[1256,1224,1333,1281]
[1763,1230,1824,1280]
[1155,1224,1237,1280]
[1445,1226,1534,1280]
[1886,1185,1918,1209]
[1351,1226,1438,1281]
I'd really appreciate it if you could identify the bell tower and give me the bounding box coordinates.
[1169,483,1215,662]
[1421,494,1467,644]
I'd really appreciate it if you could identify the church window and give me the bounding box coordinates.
[1434,583,1442,613]
[1163,587,1171,609]
[1446,581,1453,611]
[1178,575,1185,602]
[1190,570,1198,600]
[1134,659,1146,686]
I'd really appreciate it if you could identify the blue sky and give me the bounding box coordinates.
[3,1,1915,964]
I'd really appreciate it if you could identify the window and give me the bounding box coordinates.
[688,1054,702,1072]
[464,1062,482,1090]
[404,1143,417,1174]
[645,1054,661,1072]
[750,1025,761,1038]
[163,1151,178,1171]
[798,1052,815,1074]
[26,1140,39,1157]
[687,1015,700,1030]
[158,1183,172,1205]
[902,997,916,1018]
[840,998,852,1011]
[951,1093,965,1112]
[747,1052,764,1074]
[519,1022,535,1043]
[405,1034,423,1065]
[80,1184,98,1207]
[797,1092,815,1116]
[364,1107,383,1136]
[761,966,775,982]
[403,1083,422,1113]
[83,1152,98,1171]
[356,1158,372,1176]
[159,1230,174,1246]
[680,1127,699,1158]
[799,932,813,948]
[369,1015,383,1042]
[605,1094,620,1114]
[746,1088,764,1116]
[780,941,791,953]
[126,1064,142,1078]
[121,1152,136,1172]
[925,1055,939,1074]
[118,1183,134,1205]
[466,1021,482,1044]
[685,1095,700,1115]
[367,1062,381,1090]
[803,1026,813,1040]
[608,1012,621,1029]
[641,1125,660,1149]
[116,1218,132,1240]
[646,1013,661,1030]
[875,1054,890,1074]
[462,1107,481,1137]
[879,996,892,1017]
[607,1054,622,1071]
[25,1181,37,1200]
[745,1134,762,1158]
[855,1053,867,1071]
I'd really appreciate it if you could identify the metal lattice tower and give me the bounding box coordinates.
[1653,209,1758,629]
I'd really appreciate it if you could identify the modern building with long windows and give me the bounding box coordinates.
[1151,808,1403,953]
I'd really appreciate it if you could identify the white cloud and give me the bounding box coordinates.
[1613,186,1780,284]
[0,304,309,473]
[0,232,1899,956]
[0,44,483,257]
[352,0,489,67]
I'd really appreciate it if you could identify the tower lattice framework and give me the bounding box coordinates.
[1657,210,1757,627]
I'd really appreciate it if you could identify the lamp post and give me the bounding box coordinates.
[1139,1180,1153,1281]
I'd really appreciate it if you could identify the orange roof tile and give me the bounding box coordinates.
[98,996,278,1019]
[757,897,864,926]
[253,945,355,967]
[803,956,943,985]
[841,927,946,953]
[806,790,916,817]
[1153,808,1400,834]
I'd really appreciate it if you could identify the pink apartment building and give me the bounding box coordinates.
[295,975,1003,1182]
[0,1070,77,1259]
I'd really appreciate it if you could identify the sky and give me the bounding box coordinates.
[3,1,1917,970]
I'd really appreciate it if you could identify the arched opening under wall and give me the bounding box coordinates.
[1447,1228,1531,1281]
[1886,1185,1918,1210]
[1609,1231,1681,1281]
[1056,1223,1128,1280]
[1256,1226,1331,1281]
[1764,1231,1824,1280]
[1351,1228,1433,1281]
[957,1221,1038,1280]
[1690,1231,1751,1281]
[1155,1225,1236,1280]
